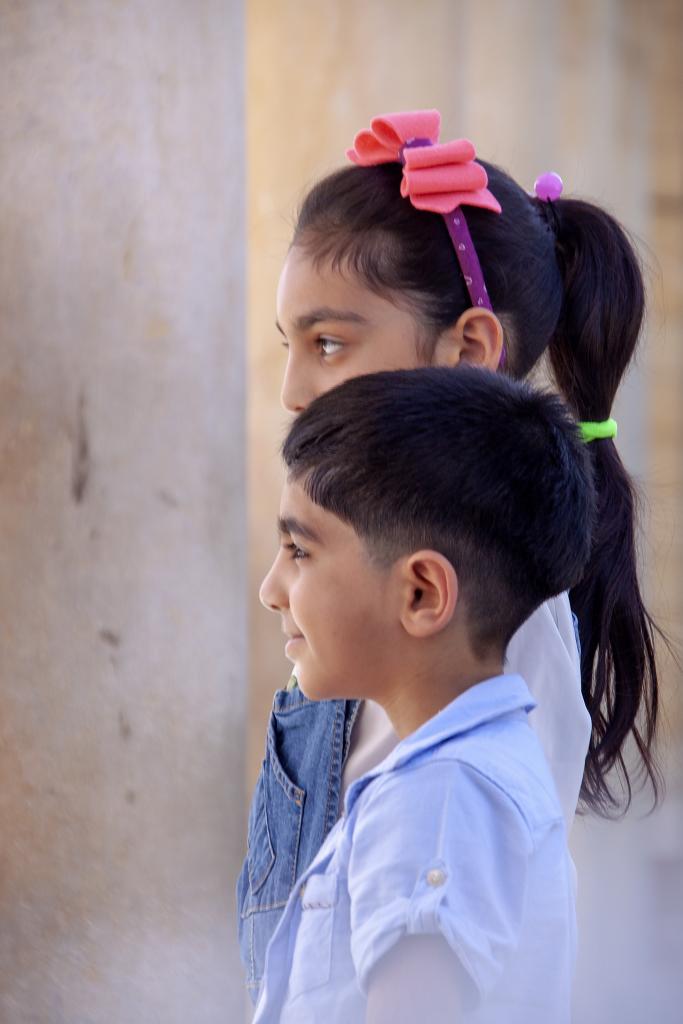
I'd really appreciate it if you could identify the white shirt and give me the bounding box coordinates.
[254,675,575,1024]
[342,593,590,830]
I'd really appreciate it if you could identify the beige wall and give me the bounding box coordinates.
[0,2,245,1021]
[247,0,683,1019]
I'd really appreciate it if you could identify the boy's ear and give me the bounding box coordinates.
[432,308,504,371]
[398,551,458,638]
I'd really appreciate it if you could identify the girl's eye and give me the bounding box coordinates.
[284,542,308,561]
[317,336,343,357]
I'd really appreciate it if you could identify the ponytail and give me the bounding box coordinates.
[294,161,663,813]
[548,199,661,813]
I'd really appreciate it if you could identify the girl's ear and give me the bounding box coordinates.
[432,308,504,371]
[398,551,458,639]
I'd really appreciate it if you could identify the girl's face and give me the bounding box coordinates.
[276,246,427,412]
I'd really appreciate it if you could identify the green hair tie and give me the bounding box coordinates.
[579,418,618,443]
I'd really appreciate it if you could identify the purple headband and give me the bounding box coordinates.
[400,138,494,314]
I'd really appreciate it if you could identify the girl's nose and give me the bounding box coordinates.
[280,353,313,413]
[259,555,287,612]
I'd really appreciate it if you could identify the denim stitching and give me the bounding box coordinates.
[324,701,345,832]
[289,788,305,889]
[240,898,290,920]
[272,702,310,716]
[248,908,256,985]
[244,716,305,919]
[246,768,276,894]
[342,700,361,767]
[272,687,313,714]
[267,717,305,805]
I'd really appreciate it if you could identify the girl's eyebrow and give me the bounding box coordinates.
[275,308,369,334]
[277,515,322,544]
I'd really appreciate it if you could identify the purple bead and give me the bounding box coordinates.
[534,171,563,202]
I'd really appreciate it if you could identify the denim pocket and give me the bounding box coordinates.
[287,872,338,999]
[238,691,348,1002]
[242,706,306,916]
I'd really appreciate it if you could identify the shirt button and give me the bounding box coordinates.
[426,868,446,887]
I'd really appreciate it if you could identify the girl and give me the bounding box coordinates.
[237,109,660,1003]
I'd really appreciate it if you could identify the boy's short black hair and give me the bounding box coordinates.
[283,367,595,657]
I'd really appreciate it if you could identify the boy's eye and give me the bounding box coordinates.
[317,336,343,357]
[284,542,308,561]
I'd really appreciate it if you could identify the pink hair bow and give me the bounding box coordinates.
[347,110,501,216]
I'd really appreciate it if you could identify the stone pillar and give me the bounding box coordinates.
[0,2,245,1021]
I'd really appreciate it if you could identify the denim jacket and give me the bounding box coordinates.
[236,687,360,1003]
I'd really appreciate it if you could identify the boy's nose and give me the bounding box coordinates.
[259,556,286,613]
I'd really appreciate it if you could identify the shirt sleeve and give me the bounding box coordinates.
[347,758,534,1004]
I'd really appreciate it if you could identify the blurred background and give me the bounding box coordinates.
[247,2,683,1020]
[1,1,681,1022]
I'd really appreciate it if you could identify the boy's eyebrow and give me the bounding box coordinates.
[275,308,370,335]
[278,515,322,544]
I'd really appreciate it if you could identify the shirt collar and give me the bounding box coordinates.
[344,674,535,814]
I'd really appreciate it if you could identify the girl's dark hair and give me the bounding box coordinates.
[293,161,661,814]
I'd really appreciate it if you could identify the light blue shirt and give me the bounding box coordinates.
[252,675,576,1023]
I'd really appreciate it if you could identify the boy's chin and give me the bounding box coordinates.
[294,666,333,702]
[294,673,324,701]
[295,668,361,703]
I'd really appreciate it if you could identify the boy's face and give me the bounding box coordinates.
[276,246,426,413]
[259,479,399,701]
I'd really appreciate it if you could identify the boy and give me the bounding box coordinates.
[254,366,594,1023]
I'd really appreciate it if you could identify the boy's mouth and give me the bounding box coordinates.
[282,623,305,660]
[284,634,304,659]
